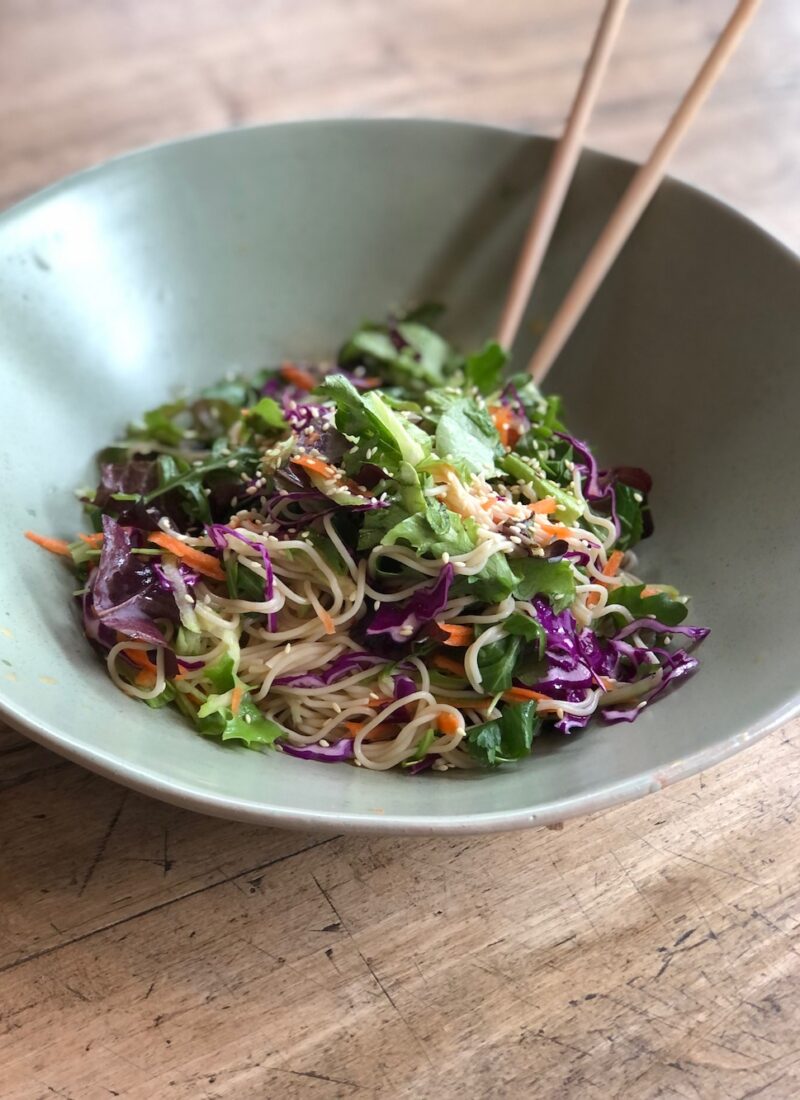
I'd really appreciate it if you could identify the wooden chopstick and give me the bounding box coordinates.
[496,0,631,351]
[525,0,763,384]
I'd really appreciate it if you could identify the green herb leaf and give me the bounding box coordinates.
[476,635,522,694]
[247,396,287,434]
[511,557,576,613]
[505,609,546,659]
[466,701,540,766]
[609,584,688,626]
[613,482,644,552]
[465,341,507,395]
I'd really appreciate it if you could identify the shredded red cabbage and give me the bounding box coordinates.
[273,652,386,689]
[367,564,454,644]
[279,739,355,762]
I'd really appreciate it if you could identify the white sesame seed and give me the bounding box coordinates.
[373,600,381,611]
[509,535,522,545]
[441,552,450,564]
[332,703,342,714]
[319,739,330,748]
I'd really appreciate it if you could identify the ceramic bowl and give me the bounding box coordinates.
[1,119,799,832]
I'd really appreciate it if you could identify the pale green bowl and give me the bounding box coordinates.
[1,119,799,833]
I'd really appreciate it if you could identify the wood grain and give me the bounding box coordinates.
[2,2,800,1097]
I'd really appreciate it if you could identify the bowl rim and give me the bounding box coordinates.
[2,115,799,834]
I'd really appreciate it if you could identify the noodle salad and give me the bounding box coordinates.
[27,309,708,773]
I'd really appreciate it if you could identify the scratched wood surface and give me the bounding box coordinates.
[2,2,800,1097]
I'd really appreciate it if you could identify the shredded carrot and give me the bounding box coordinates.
[230,685,244,717]
[503,686,549,703]
[280,363,316,391]
[134,669,156,688]
[432,654,466,678]
[291,454,339,480]
[316,605,336,635]
[588,549,627,607]
[148,531,225,581]
[603,550,624,577]
[343,721,397,742]
[78,532,104,547]
[488,404,520,449]
[437,712,461,735]
[527,497,557,515]
[641,585,660,598]
[539,522,574,540]
[24,531,71,557]
[123,648,156,671]
[437,623,474,647]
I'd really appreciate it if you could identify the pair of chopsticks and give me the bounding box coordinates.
[498,0,763,384]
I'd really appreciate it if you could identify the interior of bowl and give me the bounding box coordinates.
[1,119,799,832]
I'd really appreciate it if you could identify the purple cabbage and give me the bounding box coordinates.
[206,524,276,629]
[500,382,531,433]
[526,597,617,701]
[601,648,700,723]
[391,673,418,722]
[153,561,200,591]
[367,564,454,644]
[407,755,435,776]
[273,652,386,689]
[553,713,591,735]
[176,656,207,671]
[83,516,179,650]
[555,430,602,499]
[279,739,355,763]
[206,524,274,600]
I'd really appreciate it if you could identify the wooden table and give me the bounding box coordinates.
[2,2,799,1096]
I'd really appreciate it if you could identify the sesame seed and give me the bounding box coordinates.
[509,535,522,545]
[332,703,342,714]
[441,552,450,564]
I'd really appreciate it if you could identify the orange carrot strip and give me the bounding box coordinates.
[503,686,549,703]
[316,606,336,635]
[148,531,225,581]
[432,654,466,677]
[123,648,156,671]
[640,585,660,598]
[488,404,521,449]
[343,721,398,742]
[280,363,316,391]
[527,497,557,515]
[603,550,624,577]
[437,712,461,735]
[588,549,627,607]
[230,685,244,717]
[539,522,574,540]
[437,623,474,647]
[291,454,338,480]
[24,531,71,557]
[134,669,156,688]
[78,532,104,547]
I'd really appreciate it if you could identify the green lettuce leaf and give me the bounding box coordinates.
[435,398,501,475]
[466,701,541,766]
